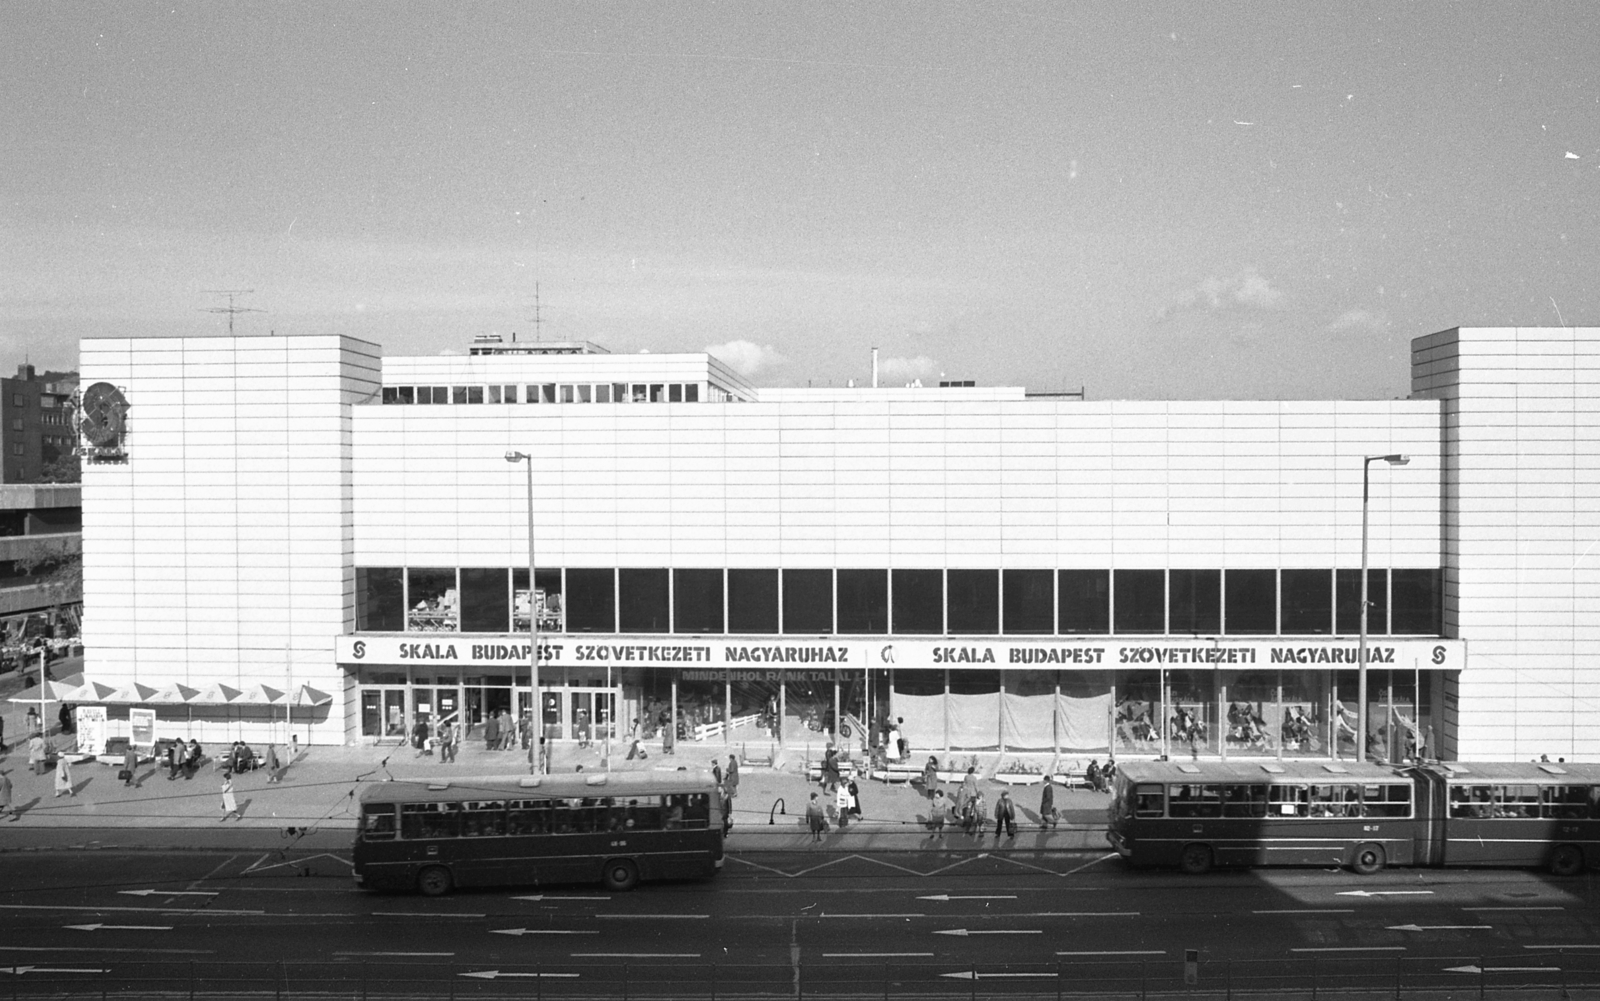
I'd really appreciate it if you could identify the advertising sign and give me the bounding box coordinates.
[75,705,108,757]
[129,708,157,750]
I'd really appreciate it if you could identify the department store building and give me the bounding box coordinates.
[75,327,1600,763]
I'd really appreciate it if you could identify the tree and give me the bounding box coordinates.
[39,450,81,483]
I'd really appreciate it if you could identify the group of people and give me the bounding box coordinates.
[711,753,740,833]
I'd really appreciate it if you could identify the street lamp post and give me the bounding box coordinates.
[1357,453,1409,761]
[505,450,541,775]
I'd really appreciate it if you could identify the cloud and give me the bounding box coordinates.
[879,355,940,384]
[1157,267,1285,319]
[706,339,786,377]
[1325,308,1388,333]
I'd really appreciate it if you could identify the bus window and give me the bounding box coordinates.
[1268,785,1307,817]
[1543,785,1594,820]
[401,802,461,839]
[461,800,506,837]
[1134,784,1165,818]
[1309,784,1359,818]
[1495,785,1540,819]
[1167,784,1222,818]
[1221,784,1268,818]
[1362,784,1412,818]
[506,800,550,835]
[1450,785,1493,819]
[362,805,396,841]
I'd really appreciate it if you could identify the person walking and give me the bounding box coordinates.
[0,769,16,821]
[805,791,826,843]
[964,788,986,837]
[959,766,979,815]
[184,739,203,780]
[436,721,454,764]
[1039,776,1058,829]
[219,773,240,821]
[484,712,500,752]
[28,734,47,776]
[165,741,181,780]
[922,756,940,801]
[846,777,862,820]
[994,789,1017,840]
[834,779,852,828]
[262,743,281,783]
[53,754,74,798]
[928,789,949,838]
[25,706,41,738]
[662,714,675,756]
[122,742,138,787]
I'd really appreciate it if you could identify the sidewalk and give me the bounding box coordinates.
[0,727,1113,854]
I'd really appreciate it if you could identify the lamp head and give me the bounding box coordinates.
[1385,454,1410,466]
[505,451,523,463]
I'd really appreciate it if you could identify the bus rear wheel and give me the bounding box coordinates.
[1351,843,1386,876]
[416,865,453,897]
[1179,844,1213,875]
[603,858,640,891]
[1551,845,1585,877]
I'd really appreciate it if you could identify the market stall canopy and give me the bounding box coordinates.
[65,680,118,703]
[190,682,243,705]
[5,673,82,704]
[238,683,287,706]
[148,681,199,705]
[104,682,160,705]
[291,684,333,707]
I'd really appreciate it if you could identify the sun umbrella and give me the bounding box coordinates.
[239,683,288,706]
[190,681,243,705]
[148,681,200,705]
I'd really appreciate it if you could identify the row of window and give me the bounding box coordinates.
[1139,782,1415,819]
[379,381,735,406]
[1448,784,1599,820]
[361,793,713,840]
[355,566,1443,637]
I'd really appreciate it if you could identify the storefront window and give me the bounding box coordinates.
[1224,569,1276,634]
[407,568,458,631]
[1002,569,1053,634]
[673,569,724,634]
[565,569,616,632]
[512,569,563,632]
[1280,670,1329,758]
[1114,569,1165,634]
[619,568,669,633]
[728,569,779,633]
[1390,569,1441,635]
[891,570,942,634]
[676,674,724,741]
[730,673,781,742]
[1165,669,1216,755]
[459,568,509,633]
[1281,569,1332,635]
[356,567,405,632]
[784,672,834,743]
[1336,569,1386,635]
[1059,570,1109,634]
[782,570,832,634]
[836,569,887,634]
[1114,669,1160,755]
[1169,569,1220,634]
[947,570,998,634]
[1223,671,1277,756]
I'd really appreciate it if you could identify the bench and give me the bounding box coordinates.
[806,758,857,783]
[870,763,923,784]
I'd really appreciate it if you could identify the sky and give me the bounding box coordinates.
[3,2,1597,399]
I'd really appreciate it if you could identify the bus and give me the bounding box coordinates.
[353,771,724,895]
[1107,759,1600,877]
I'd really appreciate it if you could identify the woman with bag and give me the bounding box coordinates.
[121,743,137,787]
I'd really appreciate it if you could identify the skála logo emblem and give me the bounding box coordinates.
[78,381,130,461]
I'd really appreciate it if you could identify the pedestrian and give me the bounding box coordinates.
[896,717,908,760]
[122,742,137,787]
[165,741,180,780]
[25,706,41,737]
[922,755,940,801]
[1086,759,1101,793]
[928,789,949,838]
[53,754,74,798]
[834,779,851,828]
[805,791,826,842]
[1039,776,1058,829]
[886,719,902,762]
[484,711,500,752]
[219,773,240,821]
[58,703,73,736]
[184,739,203,780]
[0,769,15,821]
[712,758,723,788]
[662,715,675,756]
[262,743,281,782]
[959,766,979,814]
[1102,759,1116,792]
[28,733,47,776]
[964,789,986,837]
[846,777,862,820]
[994,789,1017,840]
[289,735,300,763]
[0,708,6,753]
[821,743,841,787]
[626,735,646,760]
[725,754,740,798]
[435,721,454,764]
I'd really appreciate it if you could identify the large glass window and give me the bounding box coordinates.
[782,569,833,634]
[892,569,943,634]
[1225,569,1276,634]
[618,569,669,633]
[727,569,779,634]
[673,569,724,634]
[356,567,405,631]
[947,570,998,634]
[512,568,563,632]
[407,568,458,631]
[1336,569,1387,635]
[1002,569,1053,634]
[1168,569,1220,635]
[1280,569,1333,635]
[459,567,509,633]
[836,569,888,634]
[1390,569,1441,635]
[565,569,616,633]
[1059,570,1110,634]
[1114,569,1164,634]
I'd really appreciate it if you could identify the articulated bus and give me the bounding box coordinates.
[1108,760,1600,877]
[353,772,724,895]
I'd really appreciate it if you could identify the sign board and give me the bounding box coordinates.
[75,705,108,757]
[129,708,157,750]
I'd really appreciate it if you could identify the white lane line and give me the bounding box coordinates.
[823,952,934,958]
[1057,950,1167,957]
[571,953,700,959]
[1061,852,1120,876]
[0,947,213,955]
[594,914,708,920]
[1255,909,1355,915]
[821,913,925,919]
[1526,945,1600,950]
[370,912,486,919]
[1031,912,1139,918]
[334,952,455,957]
[1468,906,1564,912]
[1292,947,1406,953]
[0,905,265,916]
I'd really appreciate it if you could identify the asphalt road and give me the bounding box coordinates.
[1,847,1597,999]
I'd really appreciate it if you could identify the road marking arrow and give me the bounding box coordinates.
[1337,890,1435,897]
[490,928,597,936]
[1388,924,1491,932]
[2,967,108,975]
[66,924,174,932]
[118,890,218,898]
[918,894,1018,902]
[933,928,1042,937]
[934,965,1062,972]
[459,970,580,980]
[1446,965,1560,974]
[510,895,610,902]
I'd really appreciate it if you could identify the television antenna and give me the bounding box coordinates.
[200,289,265,335]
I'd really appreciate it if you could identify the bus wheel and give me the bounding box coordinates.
[1351,843,1386,876]
[603,858,640,891]
[1551,845,1585,877]
[416,865,453,897]
[1179,844,1213,875]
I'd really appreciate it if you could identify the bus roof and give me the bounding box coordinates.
[1425,761,1600,783]
[1114,759,1410,784]
[356,771,719,806]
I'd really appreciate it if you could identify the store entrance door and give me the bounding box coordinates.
[361,688,409,740]
[548,687,618,744]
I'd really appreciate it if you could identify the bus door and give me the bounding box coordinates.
[1410,768,1447,866]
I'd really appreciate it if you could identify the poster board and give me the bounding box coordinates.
[75,705,108,757]
[129,708,157,751]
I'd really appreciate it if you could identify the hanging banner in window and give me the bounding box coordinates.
[336,635,1465,672]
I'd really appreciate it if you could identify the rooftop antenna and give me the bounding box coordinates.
[532,282,543,342]
[200,289,265,336]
